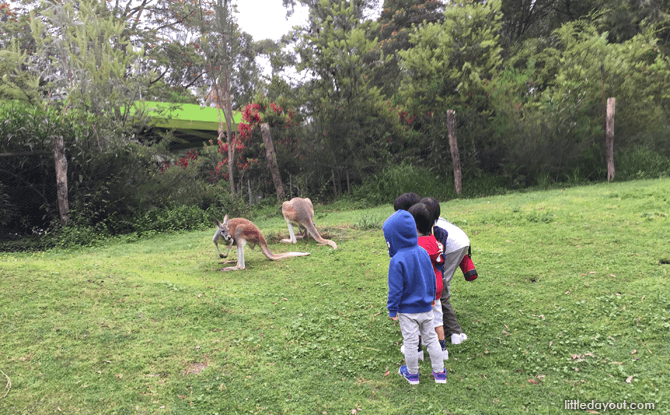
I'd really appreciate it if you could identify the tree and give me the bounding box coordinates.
[486,19,670,184]
[29,0,145,121]
[398,0,503,112]
[292,0,399,195]
[393,0,504,177]
[498,0,602,48]
[25,0,149,225]
[188,0,242,194]
[372,0,444,97]
[0,39,40,103]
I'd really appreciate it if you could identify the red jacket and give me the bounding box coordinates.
[418,235,444,301]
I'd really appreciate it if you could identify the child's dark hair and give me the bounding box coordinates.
[408,202,433,235]
[394,192,421,211]
[420,197,441,224]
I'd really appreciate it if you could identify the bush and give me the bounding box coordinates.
[354,162,450,205]
[616,147,670,181]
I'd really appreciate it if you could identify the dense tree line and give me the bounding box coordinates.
[1,0,669,242]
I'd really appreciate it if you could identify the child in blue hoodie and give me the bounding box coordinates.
[384,210,447,385]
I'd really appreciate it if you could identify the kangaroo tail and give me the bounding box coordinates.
[304,221,338,249]
[260,242,310,261]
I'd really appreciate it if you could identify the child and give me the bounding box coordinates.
[421,196,478,345]
[408,202,449,360]
[383,209,447,385]
[393,192,421,212]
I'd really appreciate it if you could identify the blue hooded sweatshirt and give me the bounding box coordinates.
[383,210,436,318]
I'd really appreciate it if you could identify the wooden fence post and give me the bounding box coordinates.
[447,110,462,195]
[606,98,616,182]
[53,135,69,226]
[260,123,286,201]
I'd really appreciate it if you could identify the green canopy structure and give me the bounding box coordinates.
[132,101,243,150]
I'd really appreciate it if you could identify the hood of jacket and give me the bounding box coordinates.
[383,210,418,258]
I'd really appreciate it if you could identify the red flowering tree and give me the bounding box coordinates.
[209,97,299,196]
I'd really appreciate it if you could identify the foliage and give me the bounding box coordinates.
[3,0,670,246]
[398,0,503,113]
[616,146,670,181]
[372,0,445,97]
[1,178,669,413]
[28,0,144,122]
[486,20,670,185]
[354,162,449,205]
[0,100,247,248]
[290,0,405,199]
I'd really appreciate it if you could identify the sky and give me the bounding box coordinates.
[235,1,383,42]
[235,1,310,42]
[234,1,382,80]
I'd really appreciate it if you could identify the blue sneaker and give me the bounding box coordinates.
[433,368,447,384]
[398,365,419,385]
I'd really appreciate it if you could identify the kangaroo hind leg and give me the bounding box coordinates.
[221,240,246,271]
[281,220,298,243]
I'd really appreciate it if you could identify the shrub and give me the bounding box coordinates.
[354,162,449,205]
[616,147,670,181]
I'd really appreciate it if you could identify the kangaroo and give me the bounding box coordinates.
[281,197,338,249]
[213,214,310,271]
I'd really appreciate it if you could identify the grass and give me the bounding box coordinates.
[1,178,669,414]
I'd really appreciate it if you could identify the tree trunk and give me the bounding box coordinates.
[606,98,616,182]
[447,110,462,195]
[53,135,69,226]
[220,75,235,195]
[346,170,351,196]
[213,81,235,194]
[260,123,285,201]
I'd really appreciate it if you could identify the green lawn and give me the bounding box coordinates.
[1,178,669,414]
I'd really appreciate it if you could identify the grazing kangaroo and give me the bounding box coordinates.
[213,214,310,271]
[281,197,338,249]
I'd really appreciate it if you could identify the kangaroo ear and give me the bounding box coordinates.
[215,219,222,227]
[223,214,229,224]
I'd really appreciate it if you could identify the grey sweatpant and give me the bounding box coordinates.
[440,246,470,336]
[398,311,445,374]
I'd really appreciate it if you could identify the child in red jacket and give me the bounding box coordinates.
[408,202,449,360]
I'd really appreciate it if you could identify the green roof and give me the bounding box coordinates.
[133,101,243,131]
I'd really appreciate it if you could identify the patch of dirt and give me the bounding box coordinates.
[185,361,209,375]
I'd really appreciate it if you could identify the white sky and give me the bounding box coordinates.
[234,1,382,80]
[235,1,309,42]
[235,1,383,42]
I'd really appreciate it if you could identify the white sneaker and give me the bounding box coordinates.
[460,333,468,341]
[400,345,424,361]
[451,333,463,345]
